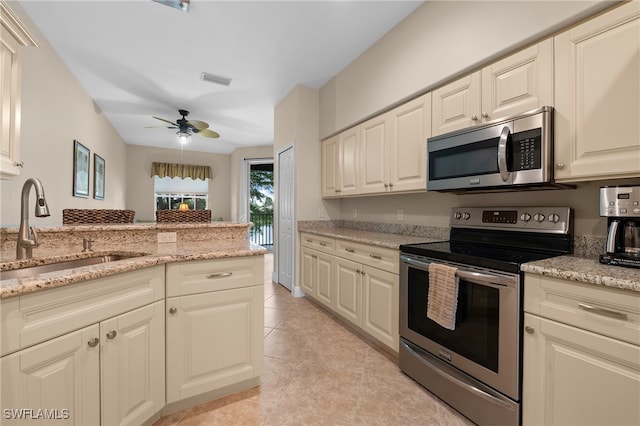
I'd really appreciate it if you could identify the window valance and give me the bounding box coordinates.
[151,162,212,180]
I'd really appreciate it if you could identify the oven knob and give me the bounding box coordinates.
[454,212,462,220]
[520,213,531,222]
[462,212,470,220]
[548,214,560,223]
[534,213,546,222]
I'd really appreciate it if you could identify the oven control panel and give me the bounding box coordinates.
[451,207,571,234]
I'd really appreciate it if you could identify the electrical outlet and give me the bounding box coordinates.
[397,209,404,221]
[318,208,325,218]
[352,209,358,219]
[157,232,177,243]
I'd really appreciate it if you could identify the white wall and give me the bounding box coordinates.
[125,145,231,222]
[320,0,612,138]
[0,2,128,227]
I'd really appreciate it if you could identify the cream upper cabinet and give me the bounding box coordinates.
[388,94,431,193]
[359,114,388,194]
[432,72,482,136]
[1,325,101,426]
[481,39,553,123]
[338,126,360,196]
[320,135,339,198]
[554,2,640,182]
[432,39,553,136]
[523,273,640,426]
[0,2,37,179]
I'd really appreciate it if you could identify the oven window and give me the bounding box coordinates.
[407,267,499,372]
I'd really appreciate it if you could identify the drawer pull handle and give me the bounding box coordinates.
[307,239,312,242]
[87,338,99,348]
[369,254,382,260]
[345,248,355,253]
[207,272,233,279]
[578,303,628,320]
[320,242,327,246]
[106,330,117,340]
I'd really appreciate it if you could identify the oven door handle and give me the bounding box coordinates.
[401,256,516,288]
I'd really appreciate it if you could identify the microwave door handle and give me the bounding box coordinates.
[498,126,511,182]
[606,220,620,254]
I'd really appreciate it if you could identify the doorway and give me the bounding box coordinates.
[276,146,294,291]
[241,158,274,251]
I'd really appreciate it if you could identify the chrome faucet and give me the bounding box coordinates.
[16,177,51,260]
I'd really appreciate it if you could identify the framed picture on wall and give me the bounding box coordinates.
[94,154,105,200]
[73,140,90,197]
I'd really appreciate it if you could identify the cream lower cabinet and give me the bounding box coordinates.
[165,257,264,404]
[0,266,166,426]
[300,233,399,352]
[554,1,640,182]
[523,273,640,426]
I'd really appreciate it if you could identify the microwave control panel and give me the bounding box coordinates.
[600,186,640,217]
[511,128,541,171]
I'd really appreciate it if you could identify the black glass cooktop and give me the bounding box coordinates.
[400,240,563,274]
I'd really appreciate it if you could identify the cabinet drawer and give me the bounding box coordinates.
[166,256,263,297]
[300,232,335,255]
[524,273,640,346]
[335,240,398,273]
[1,265,165,356]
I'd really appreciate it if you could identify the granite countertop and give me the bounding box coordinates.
[0,240,266,299]
[522,255,640,293]
[0,222,250,234]
[298,227,442,249]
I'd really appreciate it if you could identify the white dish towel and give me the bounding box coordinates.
[427,262,460,330]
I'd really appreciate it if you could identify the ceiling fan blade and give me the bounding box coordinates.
[152,116,178,126]
[145,125,177,129]
[197,129,220,138]
[187,120,209,130]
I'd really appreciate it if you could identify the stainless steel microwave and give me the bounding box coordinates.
[427,106,554,192]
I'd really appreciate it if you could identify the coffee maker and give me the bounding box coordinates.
[600,186,640,268]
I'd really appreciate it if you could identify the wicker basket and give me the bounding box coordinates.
[155,210,212,223]
[62,209,135,224]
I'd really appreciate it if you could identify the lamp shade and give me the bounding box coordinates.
[178,202,190,211]
[177,131,191,144]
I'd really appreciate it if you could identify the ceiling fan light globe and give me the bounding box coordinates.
[177,131,191,144]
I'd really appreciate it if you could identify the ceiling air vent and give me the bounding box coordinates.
[200,72,232,87]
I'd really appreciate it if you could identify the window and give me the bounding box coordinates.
[154,176,208,211]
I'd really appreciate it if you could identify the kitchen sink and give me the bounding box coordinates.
[0,254,141,281]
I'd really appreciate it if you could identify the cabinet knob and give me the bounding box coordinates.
[169,307,178,315]
[471,115,479,121]
[389,183,393,188]
[106,330,117,339]
[384,184,389,188]
[556,162,565,169]
[482,112,489,119]
[87,337,99,348]
[525,325,535,334]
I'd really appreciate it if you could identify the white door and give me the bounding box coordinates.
[277,146,294,290]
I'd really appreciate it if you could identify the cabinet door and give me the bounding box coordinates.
[338,126,360,196]
[523,313,640,426]
[554,2,640,181]
[333,257,362,326]
[432,72,481,136]
[388,94,431,192]
[321,135,339,198]
[359,115,388,194]
[361,266,399,352]
[0,325,100,426]
[101,301,165,426]
[481,38,553,122]
[300,247,316,296]
[314,251,334,309]
[166,286,264,403]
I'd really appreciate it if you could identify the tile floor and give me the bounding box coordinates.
[154,253,473,425]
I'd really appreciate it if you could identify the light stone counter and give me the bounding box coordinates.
[0,223,265,299]
[522,255,640,293]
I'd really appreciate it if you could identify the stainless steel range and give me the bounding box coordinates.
[399,207,572,426]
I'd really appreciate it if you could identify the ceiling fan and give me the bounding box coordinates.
[148,109,220,144]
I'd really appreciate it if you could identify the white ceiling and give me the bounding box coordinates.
[17,0,423,154]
